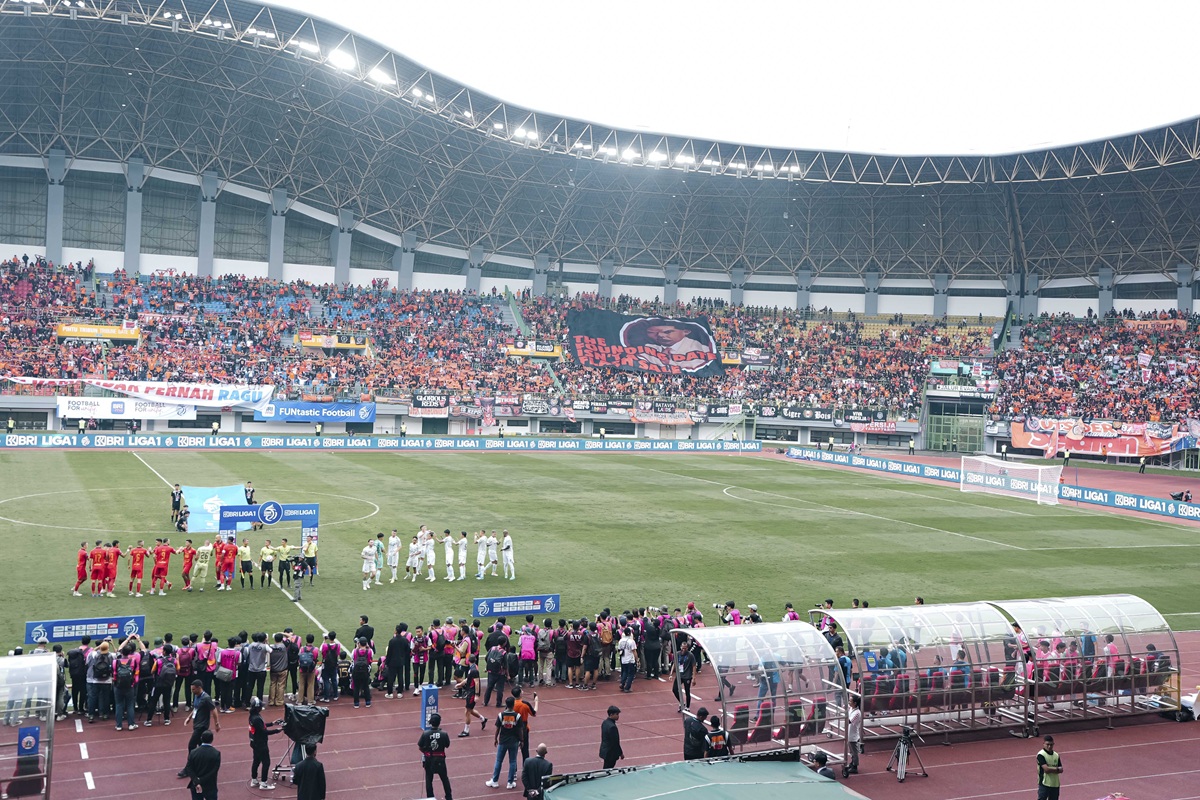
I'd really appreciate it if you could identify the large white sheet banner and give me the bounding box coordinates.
[9,378,274,411]
[56,396,198,420]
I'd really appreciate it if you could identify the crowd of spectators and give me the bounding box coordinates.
[993,309,1200,423]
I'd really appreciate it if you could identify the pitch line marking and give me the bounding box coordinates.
[84,771,94,790]
[645,466,1027,551]
[721,486,841,514]
[131,453,337,640]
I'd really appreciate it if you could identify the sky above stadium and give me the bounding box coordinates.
[274,0,1200,156]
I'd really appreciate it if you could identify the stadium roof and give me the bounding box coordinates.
[1,0,1199,280]
[278,1,1200,158]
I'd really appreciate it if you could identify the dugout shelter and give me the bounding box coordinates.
[0,652,58,799]
[671,621,847,764]
[811,594,1181,742]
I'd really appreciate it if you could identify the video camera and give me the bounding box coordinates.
[282,703,328,747]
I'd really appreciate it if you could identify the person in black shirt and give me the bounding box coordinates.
[521,743,553,800]
[355,615,375,649]
[244,482,255,504]
[293,743,327,800]
[247,696,281,789]
[184,729,221,800]
[178,680,220,779]
[683,707,708,760]
[673,641,696,712]
[417,713,452,800]
[171,484,183,523]
[176,506,190,533]
[384,624,412,697]
[812,752,837,779]
[599,705,623,769]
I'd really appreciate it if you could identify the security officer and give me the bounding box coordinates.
[418,713,452,800]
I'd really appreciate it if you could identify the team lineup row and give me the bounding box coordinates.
[359,528,517,590]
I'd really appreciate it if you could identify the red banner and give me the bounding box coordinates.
[850,421,897,433]
[1122,319,1187,331]
[1011,416,1185,457]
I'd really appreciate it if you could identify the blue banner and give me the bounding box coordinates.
[17,726,39,757]
[0,432,762,453]
[220,502,319,533]
[182,484,248,534]
[254,401,376,422]
[26,615,145,644]
[473,594,561,618]
[784,447,1200,522]
[420,684,439,730]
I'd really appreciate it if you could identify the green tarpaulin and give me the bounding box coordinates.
[546,760,869,800]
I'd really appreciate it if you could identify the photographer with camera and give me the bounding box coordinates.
[247,696,281,789]
[720,601,741,626]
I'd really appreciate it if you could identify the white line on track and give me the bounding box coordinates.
[131,453,336,636]
[645,466,1027,550]
[75,718,83,733]
[84,771,94,790]
[79,742,88,759]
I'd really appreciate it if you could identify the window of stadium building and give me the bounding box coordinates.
[539,420,582,434]
[925,416,982,453]
[169,414,221,431]
[865,433,908,448]
[597,421,635,436]
[755,426,799,442]
[812,430,854,445]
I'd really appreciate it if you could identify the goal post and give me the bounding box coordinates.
[960,455,1064,506]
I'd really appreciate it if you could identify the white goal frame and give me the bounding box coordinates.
[960,455,1063,506]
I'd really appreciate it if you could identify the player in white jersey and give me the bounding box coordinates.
[475,530,487,580]
[486,531,499,577]
[387,530,403,583]
[361,539,377,590]
[414,526,428,579]
[406,536,422,581]
[457,531,469,581]
[501,530,516,580]
[424,530,437,582]
[441,529,455,581]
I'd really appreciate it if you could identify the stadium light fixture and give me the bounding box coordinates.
[369,68,395,85]
[291,39,320,54]
[412,88,424,98]
[525,130,538,140]
[462,110,473,118]
[621,148,639,160]
[328,49,356,70]
[493,122,504,129]
[675,154,695,165]
[648,151,667,162]
[514,127,527,138]
[756,163,773,171]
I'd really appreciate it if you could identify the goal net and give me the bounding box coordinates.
[960,455,1063,506]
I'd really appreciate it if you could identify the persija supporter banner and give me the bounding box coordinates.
[566,309,724,376]
[851,421,897,433]
[7,378,274,411]
[1011,416,1188,457]
[1122,318,1187,331]
[57,396,197,420]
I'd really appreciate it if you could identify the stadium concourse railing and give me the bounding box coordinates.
[809,595,1182,743]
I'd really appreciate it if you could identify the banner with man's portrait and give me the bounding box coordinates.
[566,309,724,377]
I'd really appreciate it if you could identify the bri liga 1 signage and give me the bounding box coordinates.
[474,594,561,618]
[26,615,146,644]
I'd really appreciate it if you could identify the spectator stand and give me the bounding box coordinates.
[671,621,847,767]
[988,594,1182,737]
[811,601,1021,743]
[0,652,57,799]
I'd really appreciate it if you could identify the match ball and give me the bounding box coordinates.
[199,587,204,592]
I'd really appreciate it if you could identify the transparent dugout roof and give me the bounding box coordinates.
[680,621,838,671]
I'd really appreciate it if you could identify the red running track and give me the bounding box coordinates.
[51,634,1200,800]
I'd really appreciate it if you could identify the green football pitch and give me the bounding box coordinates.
[2,449,1197,648]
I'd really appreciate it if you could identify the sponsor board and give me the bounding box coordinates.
[784,447,1200,522]
[474,594,561,617]
[56,322,140,340]
[56,396,196,420]
[0,432,762,453]
[220,502,319,534]
[254,401,376,422]
[26,614,145,644]
[506,341,563,358]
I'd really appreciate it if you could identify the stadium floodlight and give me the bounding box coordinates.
[648,151,667,162]
[492,122,504,129]
[756,163,773,171]
[463,110,473,118]
[291,39,319,54]
[960,455,1063,506]
[702,158,718,166]
[788,165,801,173]
[621,148,639,160]
[328,49,356,70]
[525,130,538,140]
[514,127,527,138]
[412,88,424,98]
[675,155,695,165]
[369,68,395,84]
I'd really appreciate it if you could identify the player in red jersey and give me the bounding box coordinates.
[218,538,237,591]
[127,540,150,596]
[180,539,197,592]
[103,540,123,597]
[72,541,89,596]
[88,541,106,597]
[151,539,174,595]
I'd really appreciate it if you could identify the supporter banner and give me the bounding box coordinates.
[474,594,561,618]
[630,408,694,425]
[757,405,779,419]
[56,321,140,340]
[781,406,834,422]
[407,406,449,419]
[566,309,724,377]
[451,404,484,419]
[296,331,369,349]
[495,394,520,406]
[56,396,196,421]
[0,432,763,453]
[1122,319,1187,331]
[740,347,773,367]
[506,341,563,358]
[701,403,729,419]
[607,398,634,410]
[784,447,1200,523]
[6,378,274,411]
[411,393,449,409]
[844,409,887,424]
[26,614,146,644]
[1012,416,1187,457]
[589,401,608,414]
[254,401,376,422]
[851,421,897,433]
[521,397,551,415]
[571,400,591,411]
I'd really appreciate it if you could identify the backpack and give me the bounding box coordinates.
[298,647,317,674]
[520,635,536,661]
[139,651,156,678]
[158,657,177,688]
[536,628,552,653]
[284,638,300,666]
[92,652,112,681]
[587,633,602,657]
[499,709,519,730]
[115,658,135,691]
[598,623,613,645]
[353,649,371,676]
[323,644,339,668]
[177,646,194,676]
[433,630,447,651]
[486,646,505,673]
[67,648,86,674]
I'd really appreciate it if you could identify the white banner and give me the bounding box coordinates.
[8,378,274,411]
[57,396,197,420]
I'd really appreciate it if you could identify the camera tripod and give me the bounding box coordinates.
[885,729,928,782]
[271,739,307,784]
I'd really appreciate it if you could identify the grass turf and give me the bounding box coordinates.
[1,448,1197,649]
